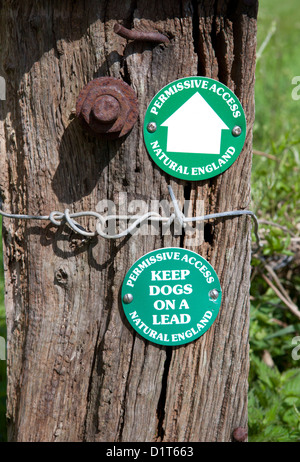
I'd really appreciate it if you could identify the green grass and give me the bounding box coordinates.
[254,0,300,147]
[0,0,299,442]
[249,0,300,442]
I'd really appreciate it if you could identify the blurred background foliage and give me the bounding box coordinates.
[0,0,299,442]
[249,0,300,442]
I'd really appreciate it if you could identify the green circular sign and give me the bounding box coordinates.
[143,76,246,181]
[121,248,222,346]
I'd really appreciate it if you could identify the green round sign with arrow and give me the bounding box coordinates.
[121,248,222,346]
[143,76,246,181]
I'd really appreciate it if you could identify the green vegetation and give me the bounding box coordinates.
[249,0,300,442]
[0,0,299,442]
[254,1,300,147]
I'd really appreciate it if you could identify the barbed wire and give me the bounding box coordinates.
[0,186,261,250]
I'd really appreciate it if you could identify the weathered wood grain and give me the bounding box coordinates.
[0,0,257,442]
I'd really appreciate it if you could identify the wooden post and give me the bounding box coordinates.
[0,0,258,442]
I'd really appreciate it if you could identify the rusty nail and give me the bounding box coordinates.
[76,77,139,139]
[114,23,169,44]
[233,427,248,442]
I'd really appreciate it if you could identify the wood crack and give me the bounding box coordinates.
[117,333,136,441]
[156,346,172,441]
[191,0,203,76]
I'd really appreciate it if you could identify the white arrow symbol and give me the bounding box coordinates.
[161,92,229,154]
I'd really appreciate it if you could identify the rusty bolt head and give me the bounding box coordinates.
[233,427,248,442]
[92,95,120,124]
[76,77,139,139]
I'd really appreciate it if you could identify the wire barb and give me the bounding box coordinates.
[0,186,261,250]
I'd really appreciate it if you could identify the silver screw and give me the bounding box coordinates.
[147,122,157,133]
[209,289,219,300]
[123,293,133,304]
[232,126,242,137]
